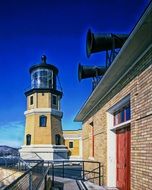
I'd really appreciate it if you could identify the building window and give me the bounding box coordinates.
[92,126,94,157]
[90,122,94,158]
[125,106,131,121]
[52,95,57,105]
[30,96,33,105]
[39,115,47,127]
[55,134,61,145]
[114,104,131,126]
[69,142,73,148]
[26,134,31,145]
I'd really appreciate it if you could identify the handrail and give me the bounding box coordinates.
[2,159,103,189]
[45,160,103,186]
[0,170,21,183]
[3,160,45,190]
[0,156,31,184]
[45,159,100,163]
[36,166,50,190]
[3,169,31,190]
[84,166,100,175]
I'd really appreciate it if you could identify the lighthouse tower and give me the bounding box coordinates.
[20,55,67,160]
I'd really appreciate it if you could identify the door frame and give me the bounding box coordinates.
[116,126,131,190]
[107,95,131,187]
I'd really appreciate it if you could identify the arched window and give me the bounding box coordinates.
[55,134,61,145]
[30,96,33,105]
[39,115,47,127]
[26,134,31,145]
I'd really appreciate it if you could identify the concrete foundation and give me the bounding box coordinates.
[19,144,68,161]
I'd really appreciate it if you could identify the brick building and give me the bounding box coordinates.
[75,2,152,190]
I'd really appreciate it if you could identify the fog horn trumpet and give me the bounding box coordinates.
[86,29,128,58]
[78,63,107,81]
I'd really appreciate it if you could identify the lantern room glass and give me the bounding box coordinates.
[31,68,53,89]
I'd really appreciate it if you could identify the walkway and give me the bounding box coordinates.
[51,177,79,190]
[50,176,118,190]
[84,181,118,190]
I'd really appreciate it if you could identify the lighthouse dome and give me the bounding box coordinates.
[29,55,58,89]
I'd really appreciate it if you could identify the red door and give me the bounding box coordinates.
[116,127,130,190]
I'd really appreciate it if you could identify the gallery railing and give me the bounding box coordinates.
[45,160,103,187]
[0,157,103,189]
[2,160,47,190]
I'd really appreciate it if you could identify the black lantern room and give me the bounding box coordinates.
[25,55,62,97]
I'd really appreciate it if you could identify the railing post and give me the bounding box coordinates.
[44,175,47,190]
[82,161,85,181]
[52,163,54,187]
[29,171,32,190]
[19,161,20,171]
[63,161,64,178]
[99,162,101,186]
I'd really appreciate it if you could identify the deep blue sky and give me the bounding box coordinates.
[0,0,150,147]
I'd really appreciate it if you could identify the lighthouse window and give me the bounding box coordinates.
[31,69,53,89]
[52,95,57,105]
[55,134,61,145]
[26,134,31,145]
[40,70,47,76]
[39,115,47,127]
[30,96,33,105]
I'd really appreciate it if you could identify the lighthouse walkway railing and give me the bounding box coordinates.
[46,160,103,187]
[2,160,46,190]
[1,156,103,189]
[0,152,48,190]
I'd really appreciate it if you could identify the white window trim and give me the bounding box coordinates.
[107,95,130,187]
[111,120,131,132]
[107,112,116,187]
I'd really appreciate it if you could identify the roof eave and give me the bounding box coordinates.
[74,2,152,122]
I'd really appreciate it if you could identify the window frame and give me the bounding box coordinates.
[30,96,33,105]
[39,115,47,127]
[52,94,57,106]
[113,104,131,126]
[26,134,31,145]
[55,134,61,145]
[69,141,74,149]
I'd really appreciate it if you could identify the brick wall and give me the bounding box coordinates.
[131,62,152,189]
[82,111,107,185]
[82,47,152,188]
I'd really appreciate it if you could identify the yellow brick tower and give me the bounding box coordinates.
[20,55,68,160]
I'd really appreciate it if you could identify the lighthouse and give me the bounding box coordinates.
[20,55,68,160]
